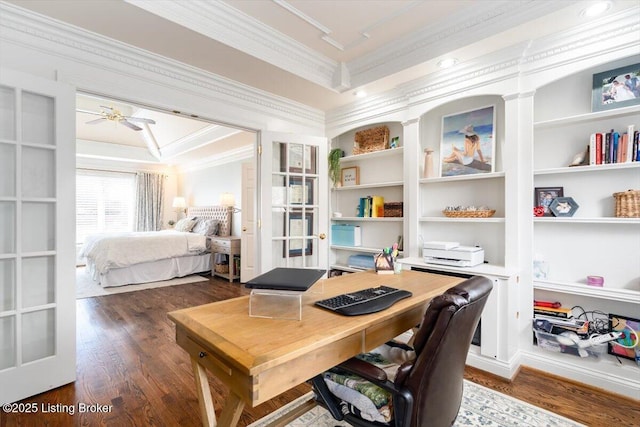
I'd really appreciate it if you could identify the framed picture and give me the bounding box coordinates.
[534,187,564,217]
[390,136,400,148]
[288,177,313,205]
[280,144,317,174]
[608,314,640,362]
[549,196,579,217]
[341,166,359,187]
[440,105,495,177]
[592,63,640,112]
[284,211,313,257]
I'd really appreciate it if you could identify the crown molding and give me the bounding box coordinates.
[177,145,254,173]
[161,125,242,161]
[125,0,338,90]
[0,2,324,129]
[327,5,640,128]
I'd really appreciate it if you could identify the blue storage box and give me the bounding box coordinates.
[331,224,362,246]
[347,254,375,270]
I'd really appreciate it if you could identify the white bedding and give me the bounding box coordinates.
[80,230,208,274]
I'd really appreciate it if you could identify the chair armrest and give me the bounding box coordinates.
[338,357,388,382]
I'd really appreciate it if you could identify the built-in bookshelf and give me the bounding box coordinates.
[530,61,640,378]
[329,122,404,273]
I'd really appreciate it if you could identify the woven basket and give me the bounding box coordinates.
[353,126,389,155]
[384,202,403,217]
[442,209,496,218]
[214,264,229,274]
[613,190,640,218]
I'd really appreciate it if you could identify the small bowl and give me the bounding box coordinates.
[587,276,604,287]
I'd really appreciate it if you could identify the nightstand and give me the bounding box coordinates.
[211,236,241,282]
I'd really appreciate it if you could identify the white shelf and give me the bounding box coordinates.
[332,216,403,222]
[535,162,640,176]
[533,280,640,304]
[330,245,403,255]
[398,257,513,278]
[533,105,640,129]
[534,217,640,224]
[333,181,403,190]
[419,171,505,184]
[339,147,403,163]
[420,216,505,223]
[330,264,369,273]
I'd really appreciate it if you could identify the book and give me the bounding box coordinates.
[534,306,572,319]
[595,132,603,165]
[371,196,384,217]
[604,131,611,164]
[611,131,619,163]
[589,133,596,165]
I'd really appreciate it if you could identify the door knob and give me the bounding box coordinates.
[319,233,326,240]
[242,226,247,232]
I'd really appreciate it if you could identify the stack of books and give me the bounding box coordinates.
[533,301,588,335]
[589,124,639,165]
[357,196,385,217]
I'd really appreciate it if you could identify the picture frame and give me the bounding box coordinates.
[341,166,360,187]
[534,187,564,217]
[608,314,640,362]
[440,105,495,177]
[288,177,313,205]
[549,196,579,217]
[280,144,317,174]
[284,211,313,257]
[390,136,400,148]
[592,63,640,112]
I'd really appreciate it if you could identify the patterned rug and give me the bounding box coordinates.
[75,267,208,299]
[249,380,584,427]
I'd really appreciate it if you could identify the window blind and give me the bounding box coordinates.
[76,170,135,244]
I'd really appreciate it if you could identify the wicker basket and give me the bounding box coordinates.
[613,190,640,218]
[353,126,389,155]
[442,209,496,218]
[214,264,229,274]
[384,202,403,217]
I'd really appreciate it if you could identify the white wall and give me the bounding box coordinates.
[179,160,246,236]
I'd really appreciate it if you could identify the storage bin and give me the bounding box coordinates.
[353,126,389,155]
[331,224,362,246]
[533,328,607,358]
[613,189,640,218]
[384,202,403,217]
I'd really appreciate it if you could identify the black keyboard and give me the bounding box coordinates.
[315,286,413,316]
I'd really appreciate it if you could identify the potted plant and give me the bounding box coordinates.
[328,148,344,187]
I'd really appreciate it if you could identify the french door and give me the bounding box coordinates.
[259,131,328,274]
[0,68,76,404]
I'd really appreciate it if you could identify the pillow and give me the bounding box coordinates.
[192,219,220,236]
[175,218,197,232]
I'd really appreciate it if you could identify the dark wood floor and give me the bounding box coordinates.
[2,276,638,427]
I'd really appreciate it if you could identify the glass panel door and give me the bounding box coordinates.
[0,68,75,404]
[260,132,328,273]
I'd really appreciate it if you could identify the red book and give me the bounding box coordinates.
[595,133,602,165]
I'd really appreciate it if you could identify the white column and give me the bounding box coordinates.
[402,118,420,258]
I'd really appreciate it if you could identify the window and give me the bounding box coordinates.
[76,170,135,244]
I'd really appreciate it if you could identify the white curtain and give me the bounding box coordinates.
[135,172,165,231]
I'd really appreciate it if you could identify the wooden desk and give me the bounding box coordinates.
[168,270,462,427]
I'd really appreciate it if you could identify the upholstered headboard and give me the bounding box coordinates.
[187,206,232,237]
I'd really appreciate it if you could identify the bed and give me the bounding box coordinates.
[80,206,231,287]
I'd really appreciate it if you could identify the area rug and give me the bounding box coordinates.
[76,267,208,299]
[249,380,584,427]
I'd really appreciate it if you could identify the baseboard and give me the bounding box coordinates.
[466,351,521,380]
[519,350,640,398]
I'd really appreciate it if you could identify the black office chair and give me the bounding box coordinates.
[312,275,493,427]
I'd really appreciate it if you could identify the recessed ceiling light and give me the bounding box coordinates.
[438,58,458,69]
[354,90,367,98]
[581,1,611,17]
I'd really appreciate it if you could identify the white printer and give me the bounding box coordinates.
[423,241,484,267]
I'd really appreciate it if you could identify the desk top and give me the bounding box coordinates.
[169,270,461,378]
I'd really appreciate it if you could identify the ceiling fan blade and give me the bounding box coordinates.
[85,118,107,125]
[119,119,143,131]
[126,116,156,124]
[99,105,114,112]
[76,109,103,116]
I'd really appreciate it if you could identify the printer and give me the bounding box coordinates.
[423,241,484,267]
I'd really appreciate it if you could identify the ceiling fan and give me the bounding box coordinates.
[83,106,156,131]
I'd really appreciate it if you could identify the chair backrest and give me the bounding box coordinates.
[394,275,493,427]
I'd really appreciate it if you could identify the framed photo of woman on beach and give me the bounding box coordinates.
[592,63,640,112]
[440,105,495,177]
